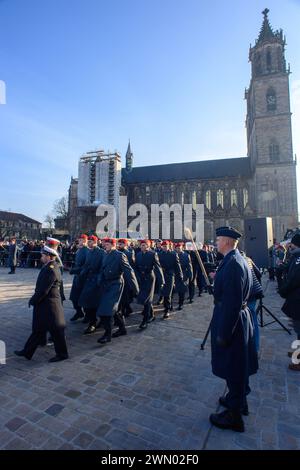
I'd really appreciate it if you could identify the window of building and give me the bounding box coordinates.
[217,189,224,208]
[205,190,211,211]
[181,192,184,206]
[266,88,276,111]
[243,189,249,208]
[145,186,150,197]
[230,189,238,206]
[269,140,280,162]
[192,191,197,210]
[266,48,272,72]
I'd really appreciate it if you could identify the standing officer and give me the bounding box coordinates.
[8,238,18,274]
[174,242,193,310]
[209,226,258,433]
[14,246,69,362]
[157,241,183,318]
[96,238,139,344]
[117,238,135,318]
[69,234,89,322]
[135,239,164,329]
[78,235,105,334]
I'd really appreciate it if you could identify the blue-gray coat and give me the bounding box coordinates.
[69,246,89,304]
[158,250,183,301]
[97,249,139,317]
[135,250,165,305]
[211,249,258,381]
[78,247,105,309]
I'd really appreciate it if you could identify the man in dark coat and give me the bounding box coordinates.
[209,226,258,433]
[117,239,135,318]
[8,238,18,274]
[69,234,89,322]
[96,238,139,344]
[174,242,193,310]
[14,246,69,362]
[157,240,183,318]
[185,242,198,303]
[78,235,105,334]
[197,243,209,296]
[279,233,300,371]
[135,239,164,329]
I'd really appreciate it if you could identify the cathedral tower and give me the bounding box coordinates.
[245,9,298,238]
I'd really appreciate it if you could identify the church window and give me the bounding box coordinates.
[254,52,262,75]
[231,189,238,206]
[266,48,272,72]
[181,192,184,206]
[146,186,150,196]
[266,88,276,111]
[217,189,224,208]
[205,190,211,211]
[269,140,280,162]
[192,191,197,210]
[243,189,249,208]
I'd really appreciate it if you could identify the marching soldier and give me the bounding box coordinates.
[96,238,139,344]
[69,234,89,322]
[174,242,193,310]
[78,235,105,334]
[135,239,164,329]
[14,246,69,362]
[157,240,183,318]
[185,242,198,303]
[209,226,258,433]
[117,239,135,318]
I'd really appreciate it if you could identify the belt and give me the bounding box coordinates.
[214,300,248,309]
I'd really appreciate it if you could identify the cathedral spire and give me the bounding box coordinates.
[254,8,284,47]
[125,140,133,172]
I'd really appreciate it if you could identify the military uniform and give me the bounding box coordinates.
[69,244,89,320]
[8,241,18,274]
[15,249,68,362]
[135,245,164,328]
[157,244,183,317]
[78,245,105,332]
[209,227,258,433]
[175,248,193,309]
[117,245,136,317]
[97,246,139,343]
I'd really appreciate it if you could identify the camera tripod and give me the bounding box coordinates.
[256,297,291,335]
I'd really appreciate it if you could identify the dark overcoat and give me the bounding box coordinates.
[69,246,89,304]
[8,243,18,267]
[78,247,105,309]
[211,249,258,381]
[158,250,183,300]
[135,250,164,305]
[279,248,300,321]
[175,251,193,294]
[118,248,136,309]
[29,261,65,331]
[97,249,139,317]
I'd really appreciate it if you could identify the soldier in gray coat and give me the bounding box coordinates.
[96,238,139,344]
[69,234,89,322]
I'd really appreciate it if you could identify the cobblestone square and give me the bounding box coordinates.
[0,268,299,450]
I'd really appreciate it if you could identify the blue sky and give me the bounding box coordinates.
[0,0,300,223]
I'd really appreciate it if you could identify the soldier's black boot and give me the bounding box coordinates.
[219,396,249,416]
[70,309,84,322]
[83,323,96,335]
[209,409,245,433]
[97,334,111,344]
[14,350,31,360]
[112,328,127,338]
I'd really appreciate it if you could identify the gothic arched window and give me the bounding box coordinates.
[269,140,280,162]
[243,189,249,208]
[192,191,197,210]
[217,189,224,208]
[254,52,262,76]
[205,190,211,211]
[230,189,238,206]
[266,48,272,72]
[266,87,277,111]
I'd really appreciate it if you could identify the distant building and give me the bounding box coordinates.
[67,10,299,241]
[0,211,42,240]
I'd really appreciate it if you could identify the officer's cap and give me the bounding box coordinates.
[216,226,242,240]
[41,246,58,257]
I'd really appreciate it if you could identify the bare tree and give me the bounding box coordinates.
[44,213,55,229]
[53,196,68,219]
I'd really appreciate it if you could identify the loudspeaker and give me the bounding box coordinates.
[244,217,274,268]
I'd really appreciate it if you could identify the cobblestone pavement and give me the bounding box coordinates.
[0,267,299,450]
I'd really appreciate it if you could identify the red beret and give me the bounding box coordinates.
[139,239,150,246]
[102,237,116,246]
[161,240,170,246]
[80,234,88,240]
[174,242,183,248]
[118,239,128,245]
[88,235,98,242]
